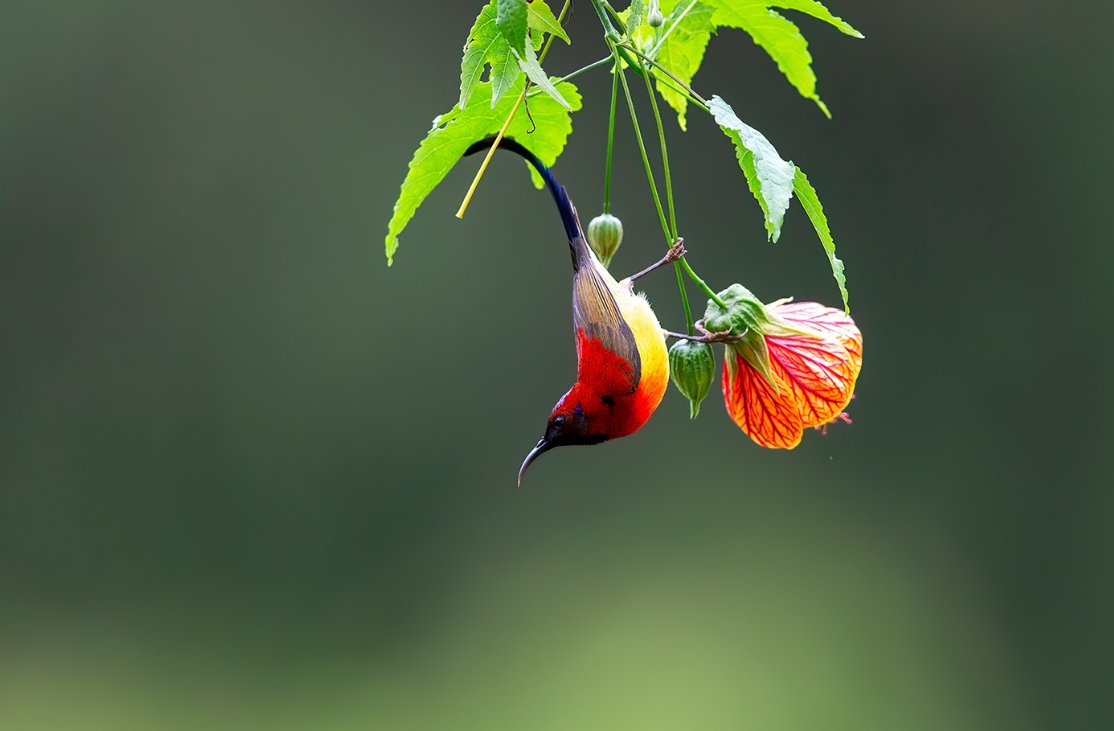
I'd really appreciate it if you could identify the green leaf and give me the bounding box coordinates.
[460,1,523,108]
[708,95,796,242]
[793,167,848,310]
[765,0,862,37]
[707,2,829,117]
[703,0,862,116]
[626,0,647,34]
[385,78,582,265]
[527,0,570,44]
[516,40,571,109]
[652,1,716,130]
[497,0,529,56]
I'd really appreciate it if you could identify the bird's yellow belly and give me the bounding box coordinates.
[614,286,669,419]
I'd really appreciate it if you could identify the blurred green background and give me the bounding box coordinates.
[2,1,1112,729]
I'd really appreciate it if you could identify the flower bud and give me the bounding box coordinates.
[648,1,665,28]
[587,213,624,268]
[669,340,715,418]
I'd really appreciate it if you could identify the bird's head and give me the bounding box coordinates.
[517,391,607,485]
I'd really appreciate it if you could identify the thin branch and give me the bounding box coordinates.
[619,42,709,108]
[527,55,613,96]
[456,0,572,219]
[664,327,748,344]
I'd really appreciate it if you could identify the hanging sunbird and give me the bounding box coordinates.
[463,136,685,485]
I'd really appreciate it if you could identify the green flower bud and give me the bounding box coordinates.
[669,340,715,419]
[648,1,666,28]
[587,213,624,268]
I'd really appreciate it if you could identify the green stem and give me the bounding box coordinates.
[603,60,619,214]
[638,57,692,332]
[640,59,677,239]
[613,47,670,244]
[601,1,627,29]
[675,259,695,332]
[619,42,709,109]
[589,0,620,35]
[620,46,724,308]
[527,56,613,96]
[592,2,718,323]
[681,257,726,308]
[613,47,698,332]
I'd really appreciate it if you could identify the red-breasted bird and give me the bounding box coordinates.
[463,136,683,484]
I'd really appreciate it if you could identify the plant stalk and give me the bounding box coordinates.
[638,57,693,332]
[456,0,572,219]
[603,60,619,214]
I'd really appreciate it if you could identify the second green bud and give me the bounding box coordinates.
[586,213,623,268]
[669,340,715,419]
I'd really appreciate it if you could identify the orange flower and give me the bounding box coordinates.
[722,300,862,449]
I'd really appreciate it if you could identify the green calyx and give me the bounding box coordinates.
[702,283,803,388]
[702,284,770,337]
[669,340,715,419]
[587,213,624,268]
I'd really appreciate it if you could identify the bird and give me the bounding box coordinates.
[462,136,683,484]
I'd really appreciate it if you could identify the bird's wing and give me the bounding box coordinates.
[572,259,642,391]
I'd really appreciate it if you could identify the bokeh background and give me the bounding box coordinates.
[2,1,1112,728]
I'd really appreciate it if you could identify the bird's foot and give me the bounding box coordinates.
[664,319,748,344]
[627,238,687,285]
[664,239,686,263]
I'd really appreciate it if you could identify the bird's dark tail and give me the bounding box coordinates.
[463,136,582,244]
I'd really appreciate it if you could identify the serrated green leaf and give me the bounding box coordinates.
[527,0,570,44]
[488,47,522,107]
[704,0,861,115]
[626,0,647,33]
[765,0,862,37]
[707,2,828,116]
[497,0,529,56]
[460,1,523,108]
[516,40,571,109]
[708,95,795,242]
[793,167,848,310]
[385,78,582,265]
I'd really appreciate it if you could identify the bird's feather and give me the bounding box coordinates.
[571,248,642,392]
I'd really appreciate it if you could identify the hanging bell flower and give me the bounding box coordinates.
[705,285,863,449]
[669,340,715,418]
[586,213,624,268]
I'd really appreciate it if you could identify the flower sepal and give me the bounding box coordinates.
[703,285,813,339]
[703,284,808,387]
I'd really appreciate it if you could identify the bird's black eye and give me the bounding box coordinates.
[552,414,566,427]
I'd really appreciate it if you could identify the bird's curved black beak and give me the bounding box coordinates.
[517,436,553,486]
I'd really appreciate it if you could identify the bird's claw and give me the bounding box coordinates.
[665,239,686,263]
[665,319,748,344]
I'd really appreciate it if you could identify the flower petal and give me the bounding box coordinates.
[767,301,862,427]
[770,300,863,364]
[766,332,857,428]
[722,352,804,449]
